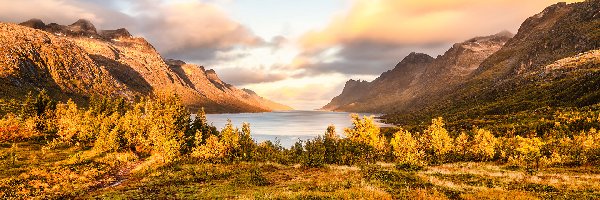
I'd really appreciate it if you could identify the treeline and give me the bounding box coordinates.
[1,92,600,170]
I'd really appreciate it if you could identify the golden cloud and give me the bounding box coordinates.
[300,0,584,51]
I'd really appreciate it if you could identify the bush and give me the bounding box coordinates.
[337,139,378,166]
[192,135,227,162]
[469,128,497,161]
[0,114,37,142]
[395,162,425,172]
[390,129,424,165]
[302,136,326,168]
[238,123,256,161]
[344,114,386,151]
[93,113,122,153]
[255,140,288,164]
[420,117,453,164]
[323,125,340,164]
[453,132,470,161]
[499,136,545,169]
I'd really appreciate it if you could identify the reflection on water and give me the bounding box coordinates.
[203,110,392,147]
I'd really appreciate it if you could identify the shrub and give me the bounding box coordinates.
[189,108,218,147]
[470,128,497,161]
[323,125,340,164]
[0,114,37,142]
[192,135,227,162]
[54,100,82,144]
[567,128,600,165]
[420,117,453,164]
[503,136,544,169]
[219,120,241,162]
[143,96,191,163]
[302,136,326,168]
[390,129,424,165]
[238,123,256,161]
[337,139,378,166]
[344,114,386,151]
[93,113,122,153]
[255,140,288,164]
[453,132,470,161]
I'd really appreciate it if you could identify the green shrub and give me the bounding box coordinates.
[302,136,326,168]
[324,125,340,164]
[238,122,256,161]
[337,139,378,166]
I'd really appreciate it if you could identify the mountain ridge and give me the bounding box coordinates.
[1,19,292,113]
[323,0,600,130]
[322,31,512,112]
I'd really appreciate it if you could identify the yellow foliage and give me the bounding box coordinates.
[344,114,385,151]
[192,135,227,162]
[54,100,81,143]
[0,114,37,142]
[454,132,470,159]
[390,129,424,165]
[420,117,453,163]
[504,136,544,168]
[470,128,497,161]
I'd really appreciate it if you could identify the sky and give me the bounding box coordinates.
[0,0,583,110]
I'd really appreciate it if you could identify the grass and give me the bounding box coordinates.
[2,140,600,199]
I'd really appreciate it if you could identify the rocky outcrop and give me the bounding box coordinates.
[99,28,132,39]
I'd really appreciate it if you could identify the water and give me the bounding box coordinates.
[204,110,392,147]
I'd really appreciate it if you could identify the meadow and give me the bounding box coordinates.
[1,91,600,199]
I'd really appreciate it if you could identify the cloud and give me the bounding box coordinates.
[0,0,133,27]
[0,0,263,63]
[292,40,450,76]
[215,67,288,85]
[132,1,264,60]
[300,0,583,50]
[292,0,583,76]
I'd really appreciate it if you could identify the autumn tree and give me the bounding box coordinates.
[344,114,385,151]
[391,129,424,165]
[420,117,453,164]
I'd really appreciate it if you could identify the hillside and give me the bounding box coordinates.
[322,32,512,112]
[0,19,291,113]
[324,0,600,131]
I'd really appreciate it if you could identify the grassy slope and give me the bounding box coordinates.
[2,140,599,199]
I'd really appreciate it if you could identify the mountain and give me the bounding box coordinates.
[1,19,291,113]
[324,0,599,129]
[165,59,292,111]
[322,32,512,112]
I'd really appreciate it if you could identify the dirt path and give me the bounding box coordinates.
[107,160,143,188]
[88,160,144,193]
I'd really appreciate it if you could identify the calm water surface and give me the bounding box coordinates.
[204,110,391,147]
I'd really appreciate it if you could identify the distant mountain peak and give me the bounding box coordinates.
[394,52,434,67]
[242,88,257,95]
[68,19,97,35]
[493,30,514,38]
[99,28,131,39]
[165,59,187,67]
[19,18,45,29]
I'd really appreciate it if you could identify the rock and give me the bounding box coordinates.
[19,18,46,30]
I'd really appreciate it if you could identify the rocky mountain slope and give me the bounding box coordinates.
[0,19,291,113]
[324,0,599,127]
[323,32,512,112]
